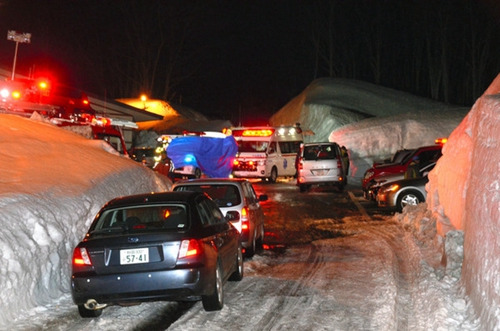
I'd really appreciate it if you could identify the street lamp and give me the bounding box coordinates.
[7,30,31,80]
[140,94,148,109]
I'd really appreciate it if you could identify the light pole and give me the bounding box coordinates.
[7,30,31,80]
[140,94,148,109]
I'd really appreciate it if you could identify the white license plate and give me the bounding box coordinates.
[312,169,328,176]
[120,247,149,265]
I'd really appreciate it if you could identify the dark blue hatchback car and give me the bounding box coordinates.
[71,191,243,317]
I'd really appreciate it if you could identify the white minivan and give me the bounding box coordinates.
[296,142,347,192]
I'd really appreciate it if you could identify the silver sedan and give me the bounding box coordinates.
[376,176,429,212]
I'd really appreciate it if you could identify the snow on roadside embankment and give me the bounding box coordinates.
[0,115,172,326]
[269,78,468,184]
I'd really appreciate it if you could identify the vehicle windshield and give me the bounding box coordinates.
[91,204,188,234]
[303,144,338,161]
[237,141,269,153]
[174,184,241,207]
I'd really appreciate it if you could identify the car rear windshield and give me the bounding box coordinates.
[91,204,188,234]
[174,184,241,207]
[303,144,338,161]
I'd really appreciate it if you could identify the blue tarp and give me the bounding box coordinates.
[166,135,237,178]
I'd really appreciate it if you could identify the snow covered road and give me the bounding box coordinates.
[4,182,477,330]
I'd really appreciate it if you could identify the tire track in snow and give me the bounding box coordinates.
[251,245,325,330]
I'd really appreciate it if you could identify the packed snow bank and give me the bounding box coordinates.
[270,78,468,183]
[270,78,466,140]
[328,112,465,182]
[427,74,500,330]
[0,114,171,326]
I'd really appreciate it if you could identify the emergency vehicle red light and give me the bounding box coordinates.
[0,89,9,99]
[38,81,48,89]
[12,90,22,99]
[242,129,274,137]
[233,160,240,165]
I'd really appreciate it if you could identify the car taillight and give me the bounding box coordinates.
[241,207,249,229]
[298,158,303,170]
[73,247,92,266]
[337,157,342,169]
[178,239,202,259]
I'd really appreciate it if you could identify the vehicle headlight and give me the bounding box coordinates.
[380,184,399,194]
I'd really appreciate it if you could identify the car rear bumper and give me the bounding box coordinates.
[71,267,211,305]
[297,176,343,186]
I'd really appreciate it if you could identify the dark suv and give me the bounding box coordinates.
[362,144,442,198]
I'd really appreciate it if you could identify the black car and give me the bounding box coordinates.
[71,191,243,318]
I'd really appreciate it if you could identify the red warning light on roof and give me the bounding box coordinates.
[241,129,275,137]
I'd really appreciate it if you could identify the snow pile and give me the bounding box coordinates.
[328,112,465,182]
[270,78,468,183]
[427,74,500,329]
[0,114,171,326]
[1,76,497,329]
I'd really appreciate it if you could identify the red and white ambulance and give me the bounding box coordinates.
[231,125,303,182]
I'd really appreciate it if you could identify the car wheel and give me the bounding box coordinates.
[77,305,103,318]
[245,230,257,257]
[202,262,224,311]
[269,167,278,183]
[256,224,264,250]
[194,168,202,179]
[396,190,425,212]
[229,245,244,281]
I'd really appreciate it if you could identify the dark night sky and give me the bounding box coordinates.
[0,1,499,126]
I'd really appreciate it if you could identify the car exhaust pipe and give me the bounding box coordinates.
[84,299,107,310]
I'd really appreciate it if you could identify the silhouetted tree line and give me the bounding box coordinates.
[309,0,500,106]
[1,0,499,115]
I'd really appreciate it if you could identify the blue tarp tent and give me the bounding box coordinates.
[166,135,237,178]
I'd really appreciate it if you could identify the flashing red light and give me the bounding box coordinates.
[0,88,9,99]
[178,239,201,258]
[233,160,240,166]
[38,81,48,89]
[11,90,22,99]
[73,247,92,266]
[242,129,274,137]
[93,117,111,126]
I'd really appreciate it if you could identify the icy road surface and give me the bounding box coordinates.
[5,181,475,330]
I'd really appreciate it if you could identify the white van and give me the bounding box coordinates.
[296,142,347,192]
[231,125,303,182]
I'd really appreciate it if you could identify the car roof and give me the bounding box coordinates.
[303,142,338,146]
[102,191,204,209]
[173,178,248,186]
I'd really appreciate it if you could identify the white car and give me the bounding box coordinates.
[172,178,267,256]
[296,142,347,192]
